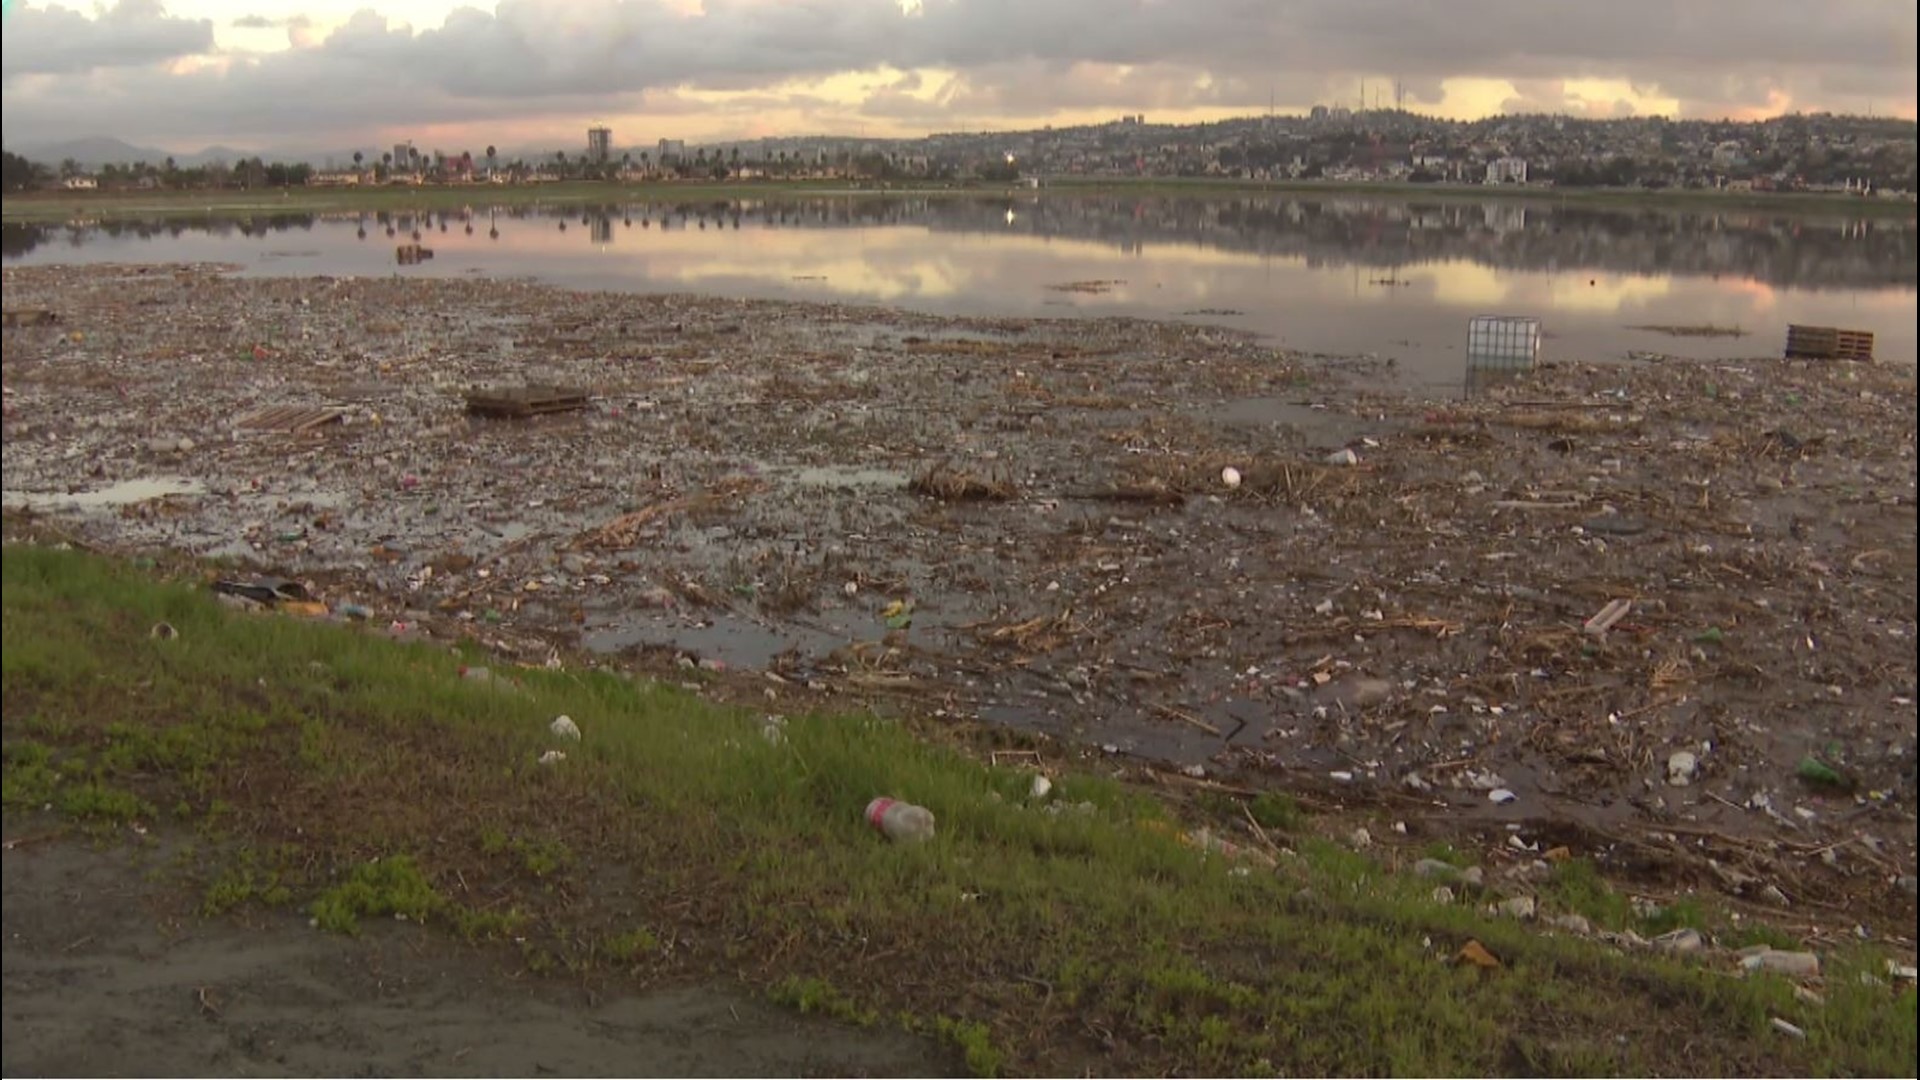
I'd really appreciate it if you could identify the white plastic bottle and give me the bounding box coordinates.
[865,797,936,843]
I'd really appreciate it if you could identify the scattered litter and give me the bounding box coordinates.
[1455,939,1501,970]
[908,461,1015,502]
[1795,756,1847,789]
[1742,949,1822,979]
[1769,1017,1807,1040]
[149,621,178,640]
[211,578,311,606]
[549,714,581,741]
[1324,448,1360,467]
[1488,788,1518,805]
[1583,598,1633,636]
[1220,466,1243,489]
[6,262,1913,945]
[1496,896,1537,920]
[537,750,566,766]
[866,797,937,843]
[1667,750,1699,787]
[1654,928,1704,954]
[1028,774,1053,800]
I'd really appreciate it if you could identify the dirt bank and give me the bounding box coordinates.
[0,828,948,1078]
[3,262,1915,923]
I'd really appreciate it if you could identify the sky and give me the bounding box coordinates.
[1,0,1915,154]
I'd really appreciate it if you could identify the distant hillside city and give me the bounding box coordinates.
[4,109,1916,198]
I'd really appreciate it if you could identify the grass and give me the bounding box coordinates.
[3,175,1909,223]
[2,543,1915,1076]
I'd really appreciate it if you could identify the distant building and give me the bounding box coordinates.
[587,126,613,164]
[392,141,413,168]
[1485,156,1528,184]
[62,176,98,190]
[1711,140,1745,167]
[657,138,687,163]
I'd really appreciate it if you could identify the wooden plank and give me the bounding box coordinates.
[1,309,58,329]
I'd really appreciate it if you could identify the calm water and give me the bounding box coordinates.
[6,194,1914,388]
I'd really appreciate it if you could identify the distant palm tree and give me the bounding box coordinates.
[640,151,650,172]
[486,145,497,175]
[352,150,364,170]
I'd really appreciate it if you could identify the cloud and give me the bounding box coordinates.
[1,0,214,77]
[232,13,312,31]
[0,0,1913,150]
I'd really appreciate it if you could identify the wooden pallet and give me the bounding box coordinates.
[1785,324,1875,362]
[465,385,592,419]
[238,404,347,434]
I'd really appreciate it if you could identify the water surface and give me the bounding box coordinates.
[6,194,1913,389]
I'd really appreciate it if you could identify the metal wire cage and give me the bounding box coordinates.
[1466,315,1542,369]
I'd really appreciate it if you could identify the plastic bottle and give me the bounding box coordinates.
[865,797,936,843]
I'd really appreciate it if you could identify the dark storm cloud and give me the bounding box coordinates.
[1,0,1913,147]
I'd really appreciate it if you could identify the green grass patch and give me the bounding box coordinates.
[603,927,661,963]
[309,855,441,935]
[202,851,296,915]
[934,1017,1006,1078]
[3,543,1915,1077]
[770,975,881,1027]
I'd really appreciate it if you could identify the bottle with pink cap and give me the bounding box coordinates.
[865,797,936,843]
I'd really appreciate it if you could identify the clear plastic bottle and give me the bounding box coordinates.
[865,797,936,843]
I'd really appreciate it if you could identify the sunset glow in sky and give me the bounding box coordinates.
[2,0,1914,153]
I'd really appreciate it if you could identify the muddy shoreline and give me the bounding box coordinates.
[4,262,1915,911]
[0,827,947,1077]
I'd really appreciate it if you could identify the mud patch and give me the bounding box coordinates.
[0,834,950,1078]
